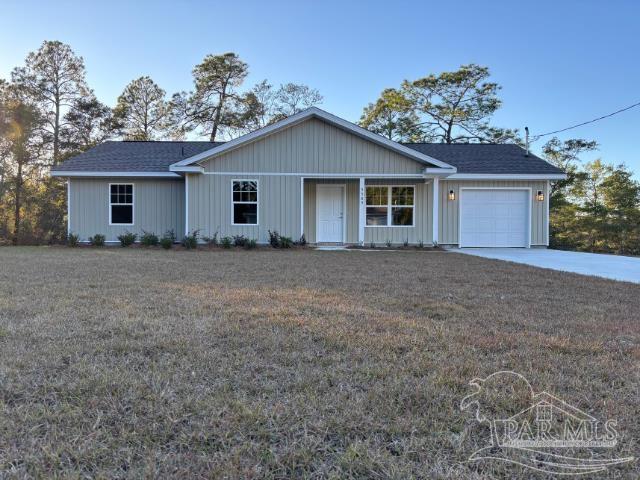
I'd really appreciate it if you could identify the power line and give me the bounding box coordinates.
[530,100,640,142]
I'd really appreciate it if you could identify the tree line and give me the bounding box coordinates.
[1,40,639,253]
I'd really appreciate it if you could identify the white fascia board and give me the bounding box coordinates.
[424,167,457,176]
[447,173,567,180]
[50,171,182,178]
[169,107,456,171]
[169,165,204,173]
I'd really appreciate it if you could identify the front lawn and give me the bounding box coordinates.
[0,247,638,478]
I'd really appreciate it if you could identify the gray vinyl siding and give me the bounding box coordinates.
[439,180,548,246]
[188,174,301,243]
[69,178,185,242]
[201,118,425,175]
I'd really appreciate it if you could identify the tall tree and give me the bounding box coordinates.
[0,86,46,243]
[542,137,598,206]
[11,40,88,163]
[113,76,171,140]
[359,88,422,141]
[367,64,516,143]
[237,80,324,133]
[60,94,114,156]
[172,53,248,141]
[272,83,322,120]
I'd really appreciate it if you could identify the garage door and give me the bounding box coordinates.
[460,189,529,247]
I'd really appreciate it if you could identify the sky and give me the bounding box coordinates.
[1,0,639,175]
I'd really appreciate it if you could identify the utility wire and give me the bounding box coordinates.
[531,100,640,141]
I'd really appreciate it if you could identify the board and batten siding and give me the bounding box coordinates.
[200,118,425,175]
[188,174,301,243]
[439,180,549,246]
[69,178,184,242]
[303,180,359,243]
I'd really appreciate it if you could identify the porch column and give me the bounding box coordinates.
[432,177,439,245]
[300,177,305,239]
[358,177,365,245]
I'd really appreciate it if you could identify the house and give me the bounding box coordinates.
[51,107,565,247]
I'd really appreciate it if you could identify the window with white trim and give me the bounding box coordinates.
[366,185,414,226]
[109,184,133,225]
[232,180,258,225]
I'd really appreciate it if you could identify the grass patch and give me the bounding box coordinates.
[0,247,638,478]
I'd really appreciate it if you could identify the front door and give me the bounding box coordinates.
[317,185,344,243]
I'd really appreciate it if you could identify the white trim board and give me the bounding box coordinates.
[108,182,135,227]
[169,107,456,171]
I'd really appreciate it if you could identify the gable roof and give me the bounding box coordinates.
[50,108,565,178]
[404,143,563,175]
[169,107,455,171]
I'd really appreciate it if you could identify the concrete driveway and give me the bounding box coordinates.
[450,248,640,284]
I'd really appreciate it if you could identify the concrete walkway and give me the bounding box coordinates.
[450,248,640,284]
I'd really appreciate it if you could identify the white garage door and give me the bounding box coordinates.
[460,189,529,247]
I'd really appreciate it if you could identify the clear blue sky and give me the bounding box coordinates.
[1,0,639,174]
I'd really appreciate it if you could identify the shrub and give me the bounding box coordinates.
[67,233,80,247]
[118,231,137,247]
[418,240,424,248]
[403,238,409,247]
[268,230,281,248]
[385,239,392,248]
[160,237,173,249]
[182,230,199,250]
[245,238,257,249]
[220,236,232,248]
[233,235,248,247]
[140,230,159,247]
[88,234,105,247]
[297,234,307,247]
[279,236,293,248]
[369,241,375,249]
[202,232,218,246]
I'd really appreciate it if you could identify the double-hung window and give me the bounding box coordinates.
[109,184,134,225]
[232,180,258,225]
[365,186,414,226]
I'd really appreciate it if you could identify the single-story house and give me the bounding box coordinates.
[51,107,565,247]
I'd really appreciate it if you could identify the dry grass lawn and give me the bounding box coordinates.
[0,247,638,479]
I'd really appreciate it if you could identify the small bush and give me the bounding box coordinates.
[220,236,232,248]
[182,230,199,250]
[418,240,424,248]
[67,233,80,247]
[369,241,375,249]
[297,234,307,247]
[385,239,392,248]
[118,231,137,247]
[245,238,257,249]
[268,230,281,248]
[403,238,409,247]
[202,232,218,246]
[140,230,159,247]
[88,234,105,247]
[279,236,293,248]
[233,235,248,247]
[160,237,173,249]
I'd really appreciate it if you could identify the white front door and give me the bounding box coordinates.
[460,189,529,247]
[317,185,344,243]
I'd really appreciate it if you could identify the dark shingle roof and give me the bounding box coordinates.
[52,141,222,172]
[403,143,562,174]
[52,140,562,175]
